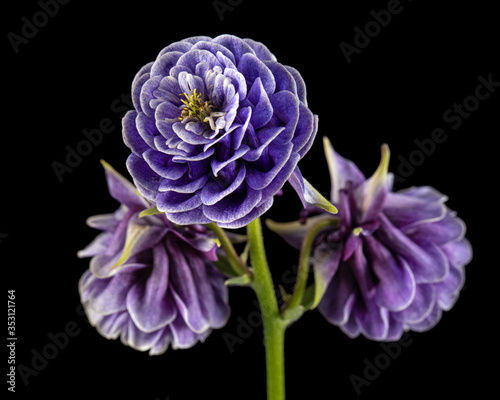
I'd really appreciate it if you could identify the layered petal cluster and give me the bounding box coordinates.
[123,34,318,228]
[77,162,230,355]
[271,138,472,341]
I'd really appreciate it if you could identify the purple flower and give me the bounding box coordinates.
[123,34,318,228]
[269,138,472,341]
[77,161,230,355]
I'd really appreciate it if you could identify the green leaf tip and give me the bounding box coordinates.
[225,274,252,286]
[302,177,338,215]
[138,206,163,218]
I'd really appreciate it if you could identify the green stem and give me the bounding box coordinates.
[207,222,252,278]
[247,218,286,400]
[285,217,339,311]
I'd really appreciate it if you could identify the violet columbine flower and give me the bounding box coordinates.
[269,138,472,341]
[123,34,318,228]
[77,161,230,355]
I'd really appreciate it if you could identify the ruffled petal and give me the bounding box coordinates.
[403,212,467,245]
[355,144,391,223]
[288,167,338,214]
[318,257,358,325]
[168,238,209,333]
[87,271,138,316]
[392,284,436,324]
[202,185,262,224]
[101,160,148,211]
[405,303,442,332]
[350,246,390,340]
[96,312,128,340]
[322,137,365,203]
[126,245,177,332]
[377,214,449,284]
[131,62,153,113]
[363,236,416,312]
[169,314,208,349]
[383,188,447,229]
[120,318,165,352]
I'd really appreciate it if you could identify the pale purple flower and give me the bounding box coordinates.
[123,34,318,228]
[270,138,472,341]
[77,162,230,355]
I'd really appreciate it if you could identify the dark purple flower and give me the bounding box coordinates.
[123,34,318,228]
[77,162,230,355]
[269,138,472,341]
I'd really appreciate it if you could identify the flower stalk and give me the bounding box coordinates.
[247,218,286,400]
[207,222,252,278]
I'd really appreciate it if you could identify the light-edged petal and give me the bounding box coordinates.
[126,245,177,332]
[363,235,416,312]
[323,137,365,203]
[266,213,335,250]
[288,167,338,214]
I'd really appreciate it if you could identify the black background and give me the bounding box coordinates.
[3,0,499,399]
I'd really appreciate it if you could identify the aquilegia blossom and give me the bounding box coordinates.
[270,138,472,341]
[123,34,318,228]
[77,162,230,355]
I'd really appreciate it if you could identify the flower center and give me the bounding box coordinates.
[178,89,216,123]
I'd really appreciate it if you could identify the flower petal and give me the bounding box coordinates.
[202,185,262,224]
[189,254,230,328]
[87,271,137,316]
[266,214,334,250]
[383,190,447,230]
[405,303,442,332]
[123,110,149,156]
[377,214,449,284]
[131,62,153,113]
[288,167,338,214]
[120,318,164,352]
[403,212,467,245]
[323,137,365,203]
[111,219,168,271]
[126,153,161,193]
[313,244,343,309]
[363,235,416,312]
[202,163,246,206]
[356,144,391,223]
[217,197,274,229]
[95,311,128,340]
[392,284,436,324]
[319,259,357,325]
[168,238,209,333]
[247,78,273,129]
[165,208,213,226]
[101,160,149,210]
[169,315,207,349]
[126,245,177,333]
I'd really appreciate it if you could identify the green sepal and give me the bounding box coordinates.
[278,285,291,304]
[239,241,251,263]
[280,305,304,326]
[301,284,316,310]
[302,177,338,215]
[138,206,163,218]
[225,274,252,287]
[111,221,150,270]
[213,255,241,278]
